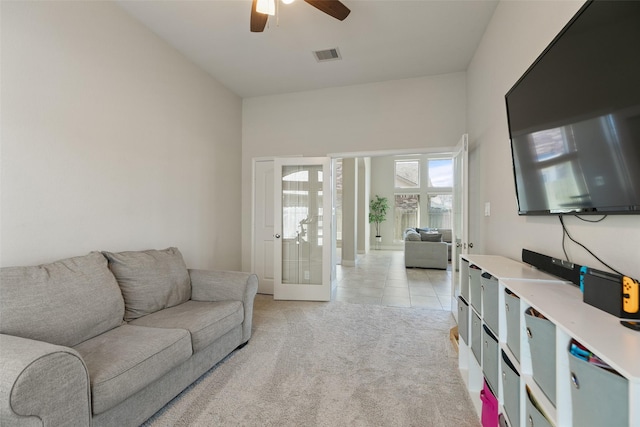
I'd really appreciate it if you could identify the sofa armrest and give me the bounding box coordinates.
[188,270,259,343]
[0,334,91,426]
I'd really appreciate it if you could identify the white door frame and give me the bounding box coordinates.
[450,134,469,316]
[251,146,465,305]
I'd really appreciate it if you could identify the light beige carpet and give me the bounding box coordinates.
[143,294,480,427]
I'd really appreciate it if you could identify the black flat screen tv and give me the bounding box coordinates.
[505,0,640,215]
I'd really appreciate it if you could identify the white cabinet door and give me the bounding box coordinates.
[253,159,275,294]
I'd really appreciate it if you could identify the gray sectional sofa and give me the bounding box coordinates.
[403,228,451,269]
[0,247,258,426]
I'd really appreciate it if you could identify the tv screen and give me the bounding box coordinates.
[505,0,640,215]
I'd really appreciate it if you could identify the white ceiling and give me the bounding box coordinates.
[117,0,499,98]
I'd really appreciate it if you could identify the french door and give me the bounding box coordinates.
[273,157,332,301]
[451,134,469,315]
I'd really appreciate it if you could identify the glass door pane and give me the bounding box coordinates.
[274,158,331,301]
[281,165,323,285]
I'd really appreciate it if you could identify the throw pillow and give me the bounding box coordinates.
[420,232,443,242]
[405,231,421,241]
[103,247,191,321]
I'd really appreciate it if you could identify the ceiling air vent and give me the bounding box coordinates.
[313,48,341,62]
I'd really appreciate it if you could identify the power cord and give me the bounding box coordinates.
[558,215,622,275]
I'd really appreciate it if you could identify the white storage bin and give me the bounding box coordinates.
[471,310,482,366]
[501,350,520,427]
[470,265,482,313]
[482,323,499,394]
[525,307,556,406]
[525,387,553,427]
[568,344,629,427]
[460,258,470,302]
[504,289,520,362]
[481,272,499,334]
[458,296,469,345]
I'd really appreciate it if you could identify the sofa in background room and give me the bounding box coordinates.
[0,247,258,427]
[403,228,449,269]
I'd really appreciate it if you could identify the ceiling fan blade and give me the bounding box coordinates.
[304,0,351,21]
[250,0,268,32]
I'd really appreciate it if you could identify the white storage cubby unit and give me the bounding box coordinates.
[458,254,640,427]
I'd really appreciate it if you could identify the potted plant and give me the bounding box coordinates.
[369,195,390,243]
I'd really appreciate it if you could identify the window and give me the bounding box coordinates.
[427,158,453,187]
[426,194,452,229]
[394,194,419,240]
[395,160,420,188]
[391,156,454,240]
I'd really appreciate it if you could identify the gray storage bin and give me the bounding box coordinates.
[569,351,629,427]
[482,324,499,394]
[458,296,469,345]
[481,272,499,334]
[471,310,482,365]
[501,350,520,427]
[470,266,482,313]
[525,308,556,406]
[525,388,553,427]
[505,289,521,362]
[460,258,470,302]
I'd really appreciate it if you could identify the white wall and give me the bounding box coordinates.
[1,1,242,269]
[466,0,640,279]
[357,157,370,254]
[241,73,467,269]
[369,156,396,248]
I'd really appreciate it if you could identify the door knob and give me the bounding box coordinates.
[469,242,474,248]
[275,234,281,238]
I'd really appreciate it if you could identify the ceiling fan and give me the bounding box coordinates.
[250,0,351,32]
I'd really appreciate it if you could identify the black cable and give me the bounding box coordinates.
[558,215,622,275]
[575,214,607,223]
[561,215,607,261]
[560,220,569,261]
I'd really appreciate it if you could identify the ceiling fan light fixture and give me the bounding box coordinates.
[256,0,276,15]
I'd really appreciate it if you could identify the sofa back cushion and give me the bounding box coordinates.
[102,247,191,321]
[404,230,421,241]
[436,228,453,243]
[0,252,125,347]
[420,232,443,242]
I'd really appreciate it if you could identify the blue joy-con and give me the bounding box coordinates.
[579,266,588,292]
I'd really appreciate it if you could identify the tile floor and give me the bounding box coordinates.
[333,250,453,311]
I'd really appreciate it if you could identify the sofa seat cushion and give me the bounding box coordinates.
[0,252,125,347]
[73,324,192,415]
[102,247,191,321]
[129,300,243,352]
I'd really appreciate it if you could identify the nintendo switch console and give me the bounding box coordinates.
[583,268,640,320]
